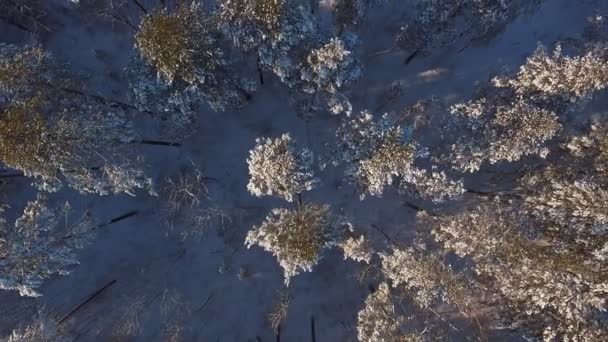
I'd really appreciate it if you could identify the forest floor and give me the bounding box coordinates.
[1,0,607,341]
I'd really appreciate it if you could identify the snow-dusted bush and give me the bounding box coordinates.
[429,205,608,340]
[247,134,318,202]
[299,36,362,116]
[335,111,464,201]
[0,198,93,297]
[493,45,608,101]
[357,283,405,342]
[128,2,253,117]
[245,204,336,285]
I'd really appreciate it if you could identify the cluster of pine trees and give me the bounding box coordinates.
[1,0,607,341]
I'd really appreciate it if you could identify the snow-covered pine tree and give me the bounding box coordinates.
[444,45,608,173]
[357,283,406,342]
[128,2,254,123]
[299,35,362,116]
[357,281,441,342]
[520,120,608,256]
[493,44,608,102]
[427,203,608,341]
[446,96,561,172]
[380,247,473,314]
[397,0,542,54]
[245,203,337,285]
[0,197,94,297]
[247,134,318,203]
[335,111,464,201]
[217,0,317,86]
[0,44,154,196]
[0,43,74,106]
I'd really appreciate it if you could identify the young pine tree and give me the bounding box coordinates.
[128,2,254,124]
[335,111,464,201]
[0,44,153,195]
[217,0,317,85]
[247,133,318,203]
[0,198,94,297]
[245,203,337,285]
[299,36,362,116]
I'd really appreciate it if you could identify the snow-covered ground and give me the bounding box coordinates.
[1,0,607,340]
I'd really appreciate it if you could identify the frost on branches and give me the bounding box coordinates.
[493,45,608,102]
[446,97,561,172]
[335,111,464,201]
[0,44,74,106]
[299,36,362,116]
[217,0,317,86]
[520,121,608,252]
[128,3,254,121]
[0,198,94,297]
[245,204,336,285]
[380,247,472,313]
[444,46,608,173]
[357,283,406,342]
[247,134,318,202]
[0,44,153,196]
[428,205,608,340]
[5,313,68,342]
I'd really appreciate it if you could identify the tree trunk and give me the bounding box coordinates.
[402,201,436,215]
[132,0,148,14]
[61,88,161,118]
[61,210,139,240]
[58,279,117,325]
[129,139,181,147]
[257,63,265,85]
[370,224,397,245]
[97,210,139,229]
[0,16,32,33]
[404,50,419,64]
[98,10,138,31]
[0,172,24,179]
